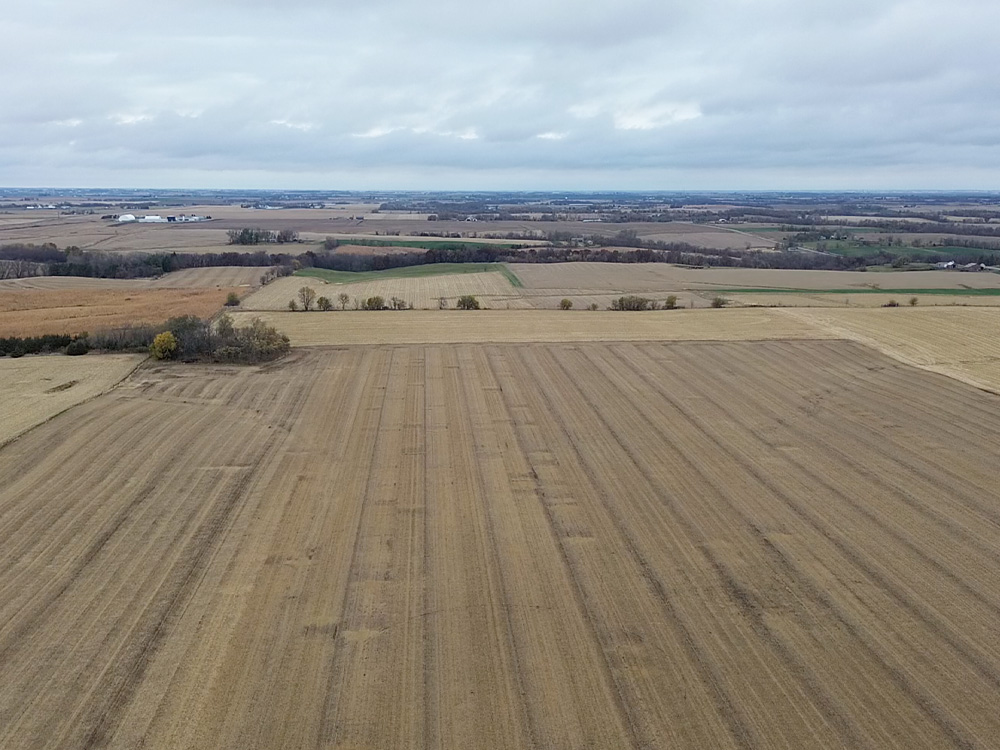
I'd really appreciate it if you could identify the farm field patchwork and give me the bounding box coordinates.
[0,353,144,444]
[2,340,1000,749]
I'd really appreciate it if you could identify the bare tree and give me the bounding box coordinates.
[298,286,317,311]
[338,292,351,310]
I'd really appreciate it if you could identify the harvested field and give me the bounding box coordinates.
[0,267,261,291]
[0,353,143,445]
[509,262,1000,293]
[779,306,1000,392]
[230,308,830,346]
[0,287,240,336]
[725,292,1000,308]
[241,271,529,311]
[2,340,1000,749]
[144,266,262,288]
[526,291,706,310]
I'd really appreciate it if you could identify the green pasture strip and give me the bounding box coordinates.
[710,287,1000,296]
[497,264,524,288]
[296,263,514,285]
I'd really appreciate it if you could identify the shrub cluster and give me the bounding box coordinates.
[150,314,289,363]
[610,295,654,311]
[227,228,299,245]
[0,333,79,357]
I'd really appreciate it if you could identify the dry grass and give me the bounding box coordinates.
[725,292,1000,308]
[2,341,1000,748]
[0,353,143,444]
[0,287,240,336]
[0,267,262,291]
[778,306,1000,392]
[509,262,1000,292]
[230,308,832,346]
[241,272,529,311]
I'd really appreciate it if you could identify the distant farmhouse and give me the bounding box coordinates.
[115,213,210,224]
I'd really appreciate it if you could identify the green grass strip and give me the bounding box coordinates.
[497,264,524,288]
[296,263,515,285]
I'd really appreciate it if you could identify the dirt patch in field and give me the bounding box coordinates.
[1,341,999,748]
[0,353,143,444]
[0,287,241,336]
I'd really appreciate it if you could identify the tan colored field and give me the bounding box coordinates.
[230,308,830,346]
[144,266,262,288]
[510,261,1000,292]
[0,266,261,291]
[779,306,1000,392]
[2,340,1000,749]
[0,353,143,445]
[0,287,239,336]
[231,305,1000,394]
[526,291,706,310]
[240,272,529,311]
[725,292,1000,308]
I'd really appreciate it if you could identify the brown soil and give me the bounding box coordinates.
[1,341,999,748]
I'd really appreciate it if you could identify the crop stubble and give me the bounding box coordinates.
[1,338,999,749]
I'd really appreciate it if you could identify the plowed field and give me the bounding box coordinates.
[2,340,1000,749]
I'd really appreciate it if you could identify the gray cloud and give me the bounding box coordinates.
[1,0,998,188]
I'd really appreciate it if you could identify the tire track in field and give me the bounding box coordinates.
[0,362,318,749]
[614,341,993,748]
[517,345,759,749]
[691,341,1000,641]
[483,345,645,750]
[463,345,639,749]
[421,346,533,749]
[322,347,428,749]
[546,344,871,750]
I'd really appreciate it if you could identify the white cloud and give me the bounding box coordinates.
[1,0,999,187]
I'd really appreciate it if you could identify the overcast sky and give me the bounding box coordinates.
[2,0,999,190]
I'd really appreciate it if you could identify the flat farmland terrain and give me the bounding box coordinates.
[0,287,239,336]
[0,353,144,445]
[230,308,830,345]
[2,340,1000,749]
[0,267,261,291]
[779,306,1000,392]
[510,262,1000,293]
[725,292,1000,308]
[241,271,529,311]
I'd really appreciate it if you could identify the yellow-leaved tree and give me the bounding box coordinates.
[150,331,178,359]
